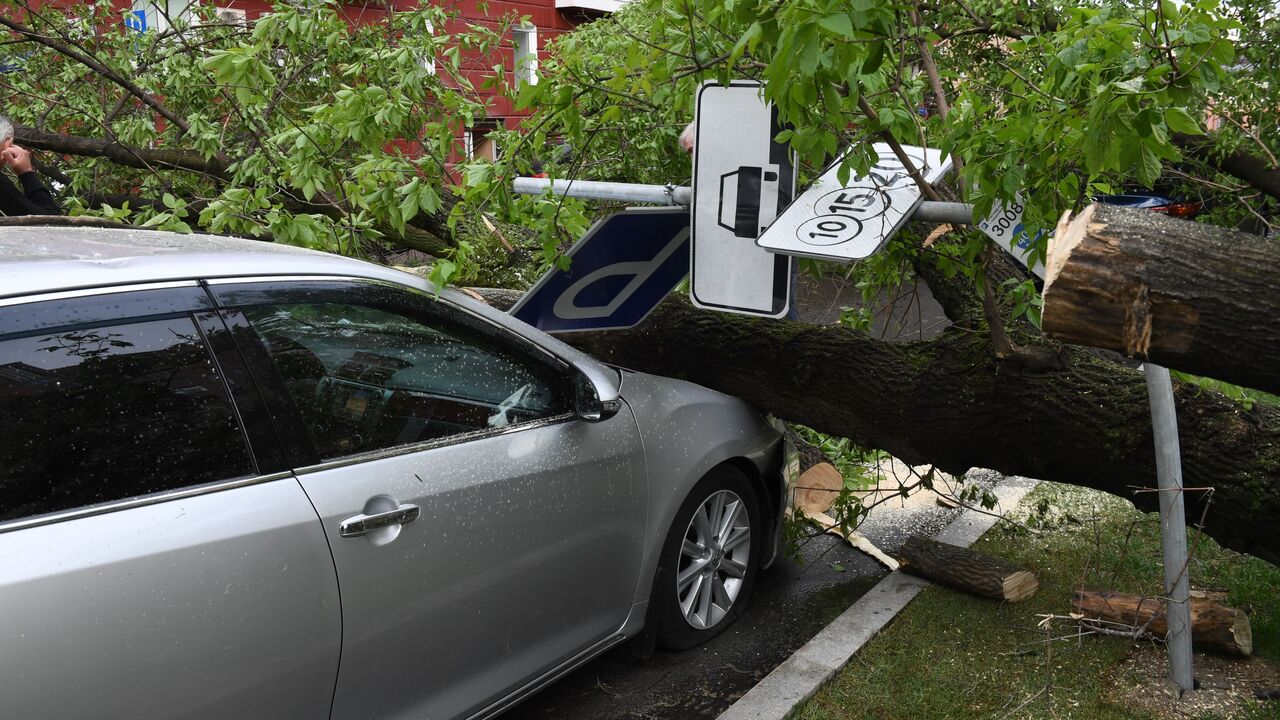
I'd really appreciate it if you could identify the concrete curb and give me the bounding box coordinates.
[716,475,1041,720]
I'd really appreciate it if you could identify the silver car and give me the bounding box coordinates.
[0,227,795,720]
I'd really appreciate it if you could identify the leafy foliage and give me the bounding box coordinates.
[1,0,510,259]
[474,0,1275,314]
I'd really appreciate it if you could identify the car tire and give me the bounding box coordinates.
[653,464,762,651]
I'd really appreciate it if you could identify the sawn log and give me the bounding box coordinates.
[896,536,1038,602]
[1042,203,1280,395]
[1071,589,1253,656]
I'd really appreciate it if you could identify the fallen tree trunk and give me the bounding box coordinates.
[1071,589,1253,656]
[472,288,1280,564]
[898,536,1038,601]
[1043,203,1280,395]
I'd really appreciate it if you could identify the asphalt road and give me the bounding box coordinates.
[502,472,985,720]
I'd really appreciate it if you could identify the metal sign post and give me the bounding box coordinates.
[1144,363,1196,692]
[690,81,794,318]
[756,143,950,262]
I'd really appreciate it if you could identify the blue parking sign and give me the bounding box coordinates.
[124,9,147,32]
[511,208,690,333]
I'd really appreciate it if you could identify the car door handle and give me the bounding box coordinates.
[339,504,421,538]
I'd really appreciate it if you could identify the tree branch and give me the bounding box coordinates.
[14,126,229,178]
[0,14,194,137]
[857,94,944,201]
[1175,133,1280,202]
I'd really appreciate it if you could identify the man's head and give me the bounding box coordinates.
[0,116,12,153]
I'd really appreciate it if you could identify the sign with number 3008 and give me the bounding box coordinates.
[977,195,1045,279]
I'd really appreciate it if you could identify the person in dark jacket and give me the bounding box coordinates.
[0,116,61,216]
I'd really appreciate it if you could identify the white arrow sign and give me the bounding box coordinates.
[757,143,951,262]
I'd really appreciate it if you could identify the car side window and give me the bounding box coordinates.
[0,317,254,523]
[241,302,572,459]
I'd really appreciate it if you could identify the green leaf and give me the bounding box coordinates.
[816,14,855,40]
[1164,107,1203,135]
[1137,143,1162,187]
[862,40,886,75]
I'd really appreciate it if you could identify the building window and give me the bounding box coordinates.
[129,0,193,32]
[513,24,538,87]
[420,18,437,77]
[214,7,248,26]
[464,122,502,162]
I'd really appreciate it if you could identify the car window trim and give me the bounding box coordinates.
[193,310,290,474]
[0,471,293,535]
[290,411,578,477]
[0,280,199,307]
[208,307,322,468]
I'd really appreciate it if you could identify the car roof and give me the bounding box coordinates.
[0,226,432,299]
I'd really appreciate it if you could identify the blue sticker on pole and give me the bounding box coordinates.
[511,208,690,333]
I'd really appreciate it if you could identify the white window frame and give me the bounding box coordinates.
[130,0,194,33]
[463,124,501,162]
[420,18,437,77]
[214,7,248,27]
[513,24,538,88]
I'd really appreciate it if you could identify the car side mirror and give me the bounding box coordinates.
[573,372,621,422]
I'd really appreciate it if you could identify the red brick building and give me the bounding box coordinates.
[122,0,621,160]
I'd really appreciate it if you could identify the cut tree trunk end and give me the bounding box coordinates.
[1071,589,1253,657]
[1043,203,1280,395]
[791,462,900,570]
[897,535,1039,602]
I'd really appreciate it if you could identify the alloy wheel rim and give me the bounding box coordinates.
[676,489,750,630]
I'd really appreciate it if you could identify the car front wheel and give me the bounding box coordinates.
[654,465,761,651]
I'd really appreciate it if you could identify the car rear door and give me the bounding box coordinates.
[0,284,341,720]
[212,277,647,720]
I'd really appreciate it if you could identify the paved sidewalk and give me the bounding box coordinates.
[716,475,1040,720]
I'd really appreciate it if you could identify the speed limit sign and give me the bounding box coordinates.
[756,143,951,262]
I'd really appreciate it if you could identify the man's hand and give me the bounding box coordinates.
[2,145,34,175]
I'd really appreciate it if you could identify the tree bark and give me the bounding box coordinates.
[1071,589,1253,656]
[898,536,1038,601]
[472,287,1280,564]
[1174,133,1280,202]
[15,126,230,178]
[1043,203,1280,395]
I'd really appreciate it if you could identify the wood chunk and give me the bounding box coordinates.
[793,462,845,516]
[1042,202,1280,394]
[1071,590,1253,657]
[896,535,1039,602]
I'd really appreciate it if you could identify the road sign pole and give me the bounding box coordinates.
[512,177,974,222]
[1144,362,1196,692]
[512,177,692,206]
